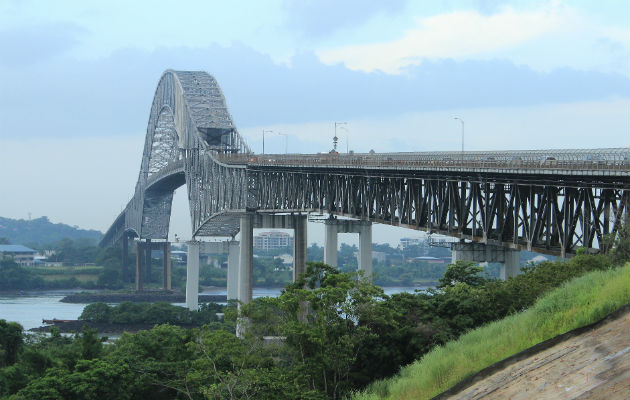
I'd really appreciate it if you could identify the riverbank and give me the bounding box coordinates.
[60,292,227,303]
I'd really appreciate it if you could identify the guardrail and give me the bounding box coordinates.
[216,148,630,172]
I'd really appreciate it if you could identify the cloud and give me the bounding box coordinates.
[317,7,566,73]
[0,23,84,66]
[0,44,627,142]
[282,0,407,38]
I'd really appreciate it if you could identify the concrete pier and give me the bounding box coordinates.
[358,222,373,278]
[145,238,152,282]
[185,241,200,310]
[451,242,521,280]
[323,218,373,280]
[293,214,308,281]
[135,241,143,291]
[238,215,253,306]
[162,241,171,290]
[227,240,240,300]
[324,221,338,267]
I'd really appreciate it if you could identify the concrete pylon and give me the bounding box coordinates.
[163,242,171,290]
[324,220,338,267]
[451,242,521,281]
[227,240,240,301]
[135,241,143,291]
[293,214,308,281]
[238,215,253,306]
[500,250,521,280]
[358,222,373,279]
[185,241,200,311]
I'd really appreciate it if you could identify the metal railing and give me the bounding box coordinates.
[216,148,630,173]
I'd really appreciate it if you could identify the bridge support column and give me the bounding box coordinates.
[293,215,308,282]
[358,222,373,280]
[163,242,171,290]
[121,234,129,283]
[324,220,338,267]
[135,241,144,291]
[451,243,521,281]
[501,250,520,280]
[145,238,152,283]
[227,240,240,301]
[186,241,200,311]
[238,215,253,306]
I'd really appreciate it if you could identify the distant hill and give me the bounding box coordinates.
[0,216,102,247]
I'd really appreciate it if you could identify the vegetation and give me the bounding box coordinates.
[1,231,627,399]
[354,263,630,400]
[0,216,101,248]
[79,302,224,326]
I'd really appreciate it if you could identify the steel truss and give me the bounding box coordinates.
[251,168,629,256]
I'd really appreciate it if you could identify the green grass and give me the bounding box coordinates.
[354,263,630,400]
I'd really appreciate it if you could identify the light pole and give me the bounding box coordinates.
[334,122,347,152]
[277,132,288,154]
[262,129,273,154]
[454,117,464,164]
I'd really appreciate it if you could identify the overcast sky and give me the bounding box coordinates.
[0,0,628,246]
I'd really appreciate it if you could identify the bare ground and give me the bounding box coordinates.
[448,309,630,400]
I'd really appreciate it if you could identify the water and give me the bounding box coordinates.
[0,286,431,331]
[0,290,90,331]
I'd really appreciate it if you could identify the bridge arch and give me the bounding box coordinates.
[101,70,251,247]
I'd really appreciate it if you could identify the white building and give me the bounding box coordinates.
[254,231,294,250]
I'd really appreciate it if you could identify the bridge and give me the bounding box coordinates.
[100,70,630,309]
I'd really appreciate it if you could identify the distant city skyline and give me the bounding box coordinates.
[0,0,628,244]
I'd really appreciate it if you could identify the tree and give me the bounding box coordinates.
[438,261,487,288]
[244,262,390,399]
[0,237,10,244]
[0,319,23,367]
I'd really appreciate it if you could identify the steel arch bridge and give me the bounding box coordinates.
[101,70,630,257]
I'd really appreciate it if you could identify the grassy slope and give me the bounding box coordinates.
[355,263,630,400]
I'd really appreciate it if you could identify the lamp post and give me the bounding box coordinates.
[262,129,273,154]
[334,122,347,152]
[454,117,464,164]
[277,132,288,154]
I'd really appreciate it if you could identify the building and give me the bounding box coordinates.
[399,237,426,248]
[0,245,37,265]
[254,231,294,250]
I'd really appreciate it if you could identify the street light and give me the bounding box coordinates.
[277,132,288,154]
[262,129,273,154]
[454,117,464,164]
[334,122,347,152]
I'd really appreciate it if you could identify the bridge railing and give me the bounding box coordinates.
[216,148,630,173]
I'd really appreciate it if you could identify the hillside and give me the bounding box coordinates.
[0,216,102,247]
[355,264,630,400]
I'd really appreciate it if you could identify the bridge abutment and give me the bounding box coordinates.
[451,242,521,280]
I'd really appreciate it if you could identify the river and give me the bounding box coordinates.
[0,286,430,331]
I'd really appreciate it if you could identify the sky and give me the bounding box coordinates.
[0,0,628,246]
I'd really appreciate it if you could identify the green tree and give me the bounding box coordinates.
[438,261,487,288]
[0,320,23,367]
[244,262,390,399]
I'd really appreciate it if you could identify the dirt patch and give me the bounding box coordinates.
[442,307,630,399]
